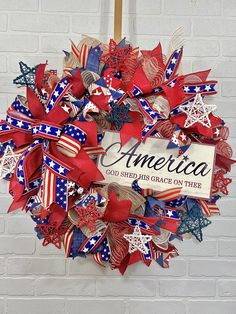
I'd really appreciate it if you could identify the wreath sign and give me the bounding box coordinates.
[0,33,234,274]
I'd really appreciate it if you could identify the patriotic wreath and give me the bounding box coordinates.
[0,32,234,274]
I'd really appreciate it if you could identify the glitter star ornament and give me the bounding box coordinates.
[212,169,232,195]
[13,61,38,89]
[107,103,132,131]
[177,199,211,242]
[123,225,152,254]
[179,93,217,128]
[0,145,20,179]
[75,200,103,232]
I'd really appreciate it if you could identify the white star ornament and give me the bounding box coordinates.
[179,93,216,129]
[123,225,152,255]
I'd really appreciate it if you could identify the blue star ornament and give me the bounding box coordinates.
[177,199,211,242]
[13,61,38,89]
[106,103,132,131]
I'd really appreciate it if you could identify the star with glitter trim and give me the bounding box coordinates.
[13,61,38,89]
[177,199,211,242]
[123,225,152,254]
[75,200,103,232]
[106,103,132,131]
[0,145,20,179]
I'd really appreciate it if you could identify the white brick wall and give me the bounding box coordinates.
[0,0,235,313]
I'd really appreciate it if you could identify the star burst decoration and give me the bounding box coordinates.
[123,225,152,254]
[177,199,211,242]
[13,61,38,89]
[75,200,103,232]
[179,93,217,128]
[107,103,132,131]
[0,145,20,179]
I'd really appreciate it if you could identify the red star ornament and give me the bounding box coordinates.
[75,200,103,232]
[212,169,232,195]
[100,39,137,72]
[38,221,69,249]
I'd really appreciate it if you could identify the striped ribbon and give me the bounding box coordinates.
[198,199,220,217]
[132,179,182,201]
[164,47,183,80]
[57,123,87,156]
[16,139,43,186]
[45,77,72,113]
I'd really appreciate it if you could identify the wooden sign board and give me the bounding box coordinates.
[97,132,215,199]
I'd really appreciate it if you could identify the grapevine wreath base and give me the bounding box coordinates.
[0,33,234,274]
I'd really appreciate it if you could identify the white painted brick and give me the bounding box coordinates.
[219,280,236,297]
[0,236,35,255]
[0,196,11,214]
[69,256,186,277]
[0,218,4,234]
[0,258,5,274]
[7,215,35,234]
[67,299,125,314]
[218,198,236,217]
[222,40,236,56]
[159,279,215,297]
[0,299,4,313]
[0,95,8,113]
[223,0,236,16]
[42,0,100,13]
[0,56,7,73]
[104,0,162,15]
[41,35,71,53]
[204,218,236,237]
[0,75,22,94]
[187,301,236,314]
[216,100,236,118]
[176,239,217,257]
[10,14,69,33]
[10,55,63,75]
[0,278,34,295]
[164,0,221,16]
[0,0,38,11]
[72,15,130,35]
[7,257,66,275]
[37,242,64,256]
[125,259,187,276]
[0,0,235,310]
[189,260,236,277]
[69,257,120,276]
[96,278,156,297]
[193,60,236,78]
[222,81,236,97]
[36,278,95,296]
[185,39,219,57]
[228,180,236,197]
[193,19,236,37]
[134,17,191,35]
[0,34,38,52]
[127,300,185,314]
[0,14,7,31]
[219,239,236,256]
[7,298,65,314]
